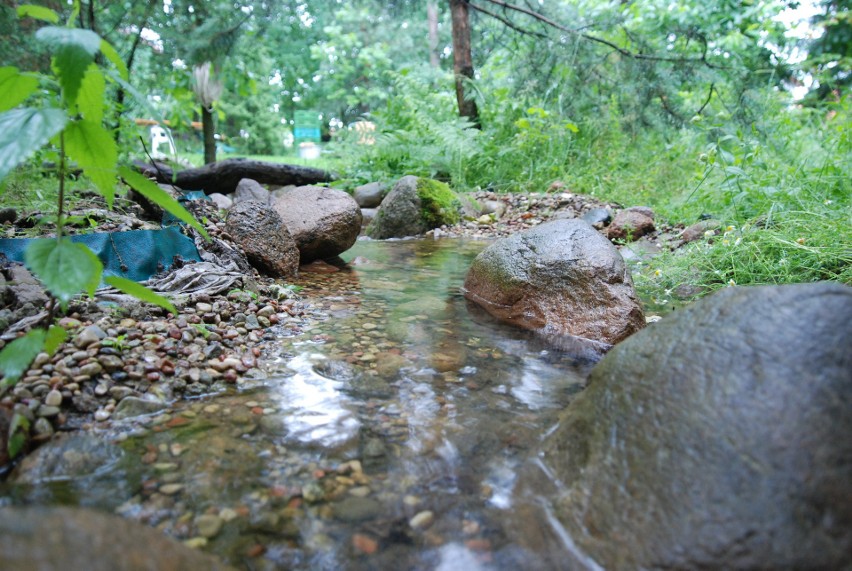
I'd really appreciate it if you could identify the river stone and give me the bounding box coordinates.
[353,182,386,208]
[463,218,644,351]
[208,192,233,210]
[527,283,852,570]
[606,208,655,241]
[112,396,169,420]
[272,185,361,263]
[580,207,611,228]
[367,176,460,239]
[224,199,299,277]
[11,433,123,483]
[0,506,234,571]
[233,178,270,204]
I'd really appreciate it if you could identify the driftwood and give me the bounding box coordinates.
[134,158,335,195]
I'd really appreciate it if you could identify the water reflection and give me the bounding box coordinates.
[270,353,361,449]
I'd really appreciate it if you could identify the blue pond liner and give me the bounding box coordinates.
[0,225,201,283]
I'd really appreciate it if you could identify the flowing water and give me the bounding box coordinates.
[2,238,605,570]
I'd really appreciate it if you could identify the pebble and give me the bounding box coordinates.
[195,514,223,538]
[352,533,379,555]
[159,483,184,495]
[93,409,111,421]
[409,511,435,530]
[44,389,63,407]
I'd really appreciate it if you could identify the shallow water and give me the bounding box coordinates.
[2,238,602,570]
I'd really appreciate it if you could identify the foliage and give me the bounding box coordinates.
[0,4,205,396]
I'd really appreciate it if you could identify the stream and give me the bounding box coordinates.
[1,238,614,570]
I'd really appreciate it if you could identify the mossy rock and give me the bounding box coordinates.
[366,175,463,239]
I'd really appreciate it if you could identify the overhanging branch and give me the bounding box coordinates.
[473,0,721,68]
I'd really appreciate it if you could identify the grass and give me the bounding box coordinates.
[180,150,343,172]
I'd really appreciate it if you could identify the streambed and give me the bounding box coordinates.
[2,238,611,570]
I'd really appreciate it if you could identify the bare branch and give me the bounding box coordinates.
[479,0,719,67]
[468,1,548,39]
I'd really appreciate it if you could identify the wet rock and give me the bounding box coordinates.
[528,283,852,571]
[333,496,383,522]
[0,506,234,570]
[273,185,362,263]
[112,396,169,420]
[580,207,611,228]
[4,265,48,307]
[353,182,386,208]
[463,219,644,351]
[208,193,233,211]
[480,200,507,219]
[606,208,655,242]
[0,207,17,224]
[366,176,461,239]
[225,200,299,278]
[11,434,123,483]
[678,219,721,244]
[233,178,270,205]
[195,514,224,538]
[74,325,106,348]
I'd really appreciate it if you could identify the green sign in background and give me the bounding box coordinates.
[293,110,321,143]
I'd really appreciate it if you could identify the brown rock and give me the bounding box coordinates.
[272,185,361,263]
[463,219,644,352]
[225,200,299,278]
[606,209,656,242]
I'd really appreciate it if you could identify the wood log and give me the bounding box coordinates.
[134,158,335,195]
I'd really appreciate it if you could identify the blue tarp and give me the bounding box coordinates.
[0,226,201,283]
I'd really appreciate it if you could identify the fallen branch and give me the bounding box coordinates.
[134,158,336,195]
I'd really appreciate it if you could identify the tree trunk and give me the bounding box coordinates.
[449,0,480,127]
[201,104,217,165]
[428,2,440,68]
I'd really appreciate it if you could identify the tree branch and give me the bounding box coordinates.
[468,1,547,39]
[479,0,720,67]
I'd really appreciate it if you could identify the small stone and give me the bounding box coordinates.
[409,510,435,530]
[195,514,223,538]
[74,325,106,348]
[159,483,184,495]
[33,417,54,438]
[37,405,60,418]
[44,389,63,407]
[348,486,371,498]
[183,537,207,549]
[352,533,379,555]
[219,508,238,522]
[302,481,326,504]
[79,362,104,378]
[93,409,111,421]
[196,302,213,313]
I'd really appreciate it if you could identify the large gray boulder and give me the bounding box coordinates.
[366,176,461,239]
[525,283,852,570]
[463,218,644,351]
[0,506,234,570]
[272,186,361,263]
[225,200,299,277]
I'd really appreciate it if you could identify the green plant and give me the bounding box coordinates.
[0,3,209,398]
[101,334,127,352]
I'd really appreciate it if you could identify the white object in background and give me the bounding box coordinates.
[299,142,321,160]
[150,125,175,158]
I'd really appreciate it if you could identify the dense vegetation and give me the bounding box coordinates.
[1,0,850,301]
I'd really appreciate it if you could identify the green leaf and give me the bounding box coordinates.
[17,4,60,23]
[118,167,210,240]
[0,67,39,112]
[44,325,67,355]
[105,276,177,315]
[0,107,68,183]
[0,328,46,387]
[64,118,117,205]
[8,411,30,458]
[76,64,105,123]
[35,26,101,106]
[100,39,129,81]
[24,238,103,308]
